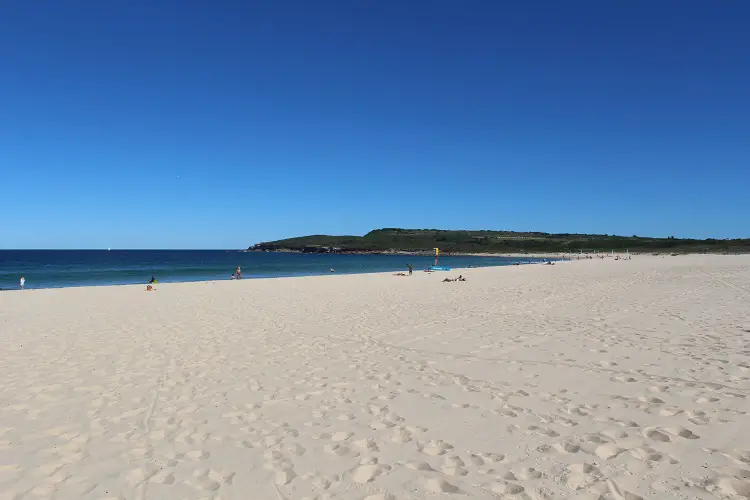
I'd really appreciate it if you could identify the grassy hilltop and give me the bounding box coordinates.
[249,228,750,254]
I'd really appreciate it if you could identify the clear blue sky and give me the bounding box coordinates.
[1,1,748,249]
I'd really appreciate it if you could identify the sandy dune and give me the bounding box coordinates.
[1,255,749,499]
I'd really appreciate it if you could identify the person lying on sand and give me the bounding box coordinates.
[394,272,407,276]
[443,275,467,283]
[443,276,466,282]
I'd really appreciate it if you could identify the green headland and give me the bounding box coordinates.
[249,228,749,255]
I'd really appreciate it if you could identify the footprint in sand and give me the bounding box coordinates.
[281,442,306,455]
[390,427,412,444]
[582,433,609,444]
[331,431,354,442]
[477,451,505,463]
[515,467,542,480]
[184,469,222,492]
[565,462,602,490]
[466,453,485,466]
[636,396,665,405]
[687,410,711,425]
[695,395,720,404]
[324,443,359,457]
[405,461,435,472]
[527,425,560,437]
[663,426,699,440]
[441,455,468,476]
[274,467,297,485]
[630,446,665,462]
[588,478,643,500]
[419,439,453,456]
[425,477,460,493]
[553,440,581,454]
[643,428,671,443]
[644,426,699,442]
[649,384,669,393]
[186,449,211,460]
[351,463,391,484]
[659,406,684,417]
[594,444,627,460]
[601,429,629,440]
[354,437,379,452]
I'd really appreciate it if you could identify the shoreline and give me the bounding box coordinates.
[1,258,560,292]
[5,252,741,292]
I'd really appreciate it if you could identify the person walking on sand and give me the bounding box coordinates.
[20,276,25,290]
[407,264,413,276]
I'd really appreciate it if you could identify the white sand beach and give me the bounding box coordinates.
[1,255,749,499]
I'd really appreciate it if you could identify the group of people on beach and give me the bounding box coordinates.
[394,264,415,277]
[145,265,244,291]
[443,274,467,282]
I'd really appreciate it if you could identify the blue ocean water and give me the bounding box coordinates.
[0,251,552,290]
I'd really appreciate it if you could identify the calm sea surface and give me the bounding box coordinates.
[0,251,553,290]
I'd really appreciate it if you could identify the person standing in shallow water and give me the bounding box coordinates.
[20,276,25,290]
[236,266,242,280]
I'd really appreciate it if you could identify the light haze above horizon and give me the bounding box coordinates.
[1,1,748,249]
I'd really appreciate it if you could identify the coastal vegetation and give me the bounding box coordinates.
[249,228,750,254]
